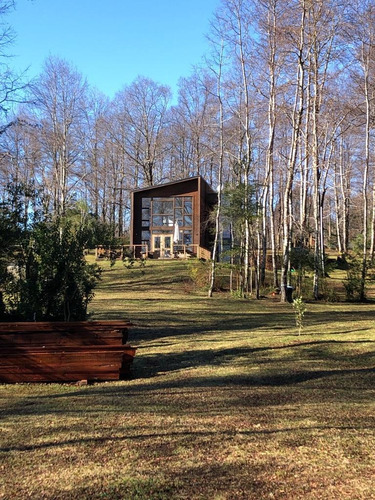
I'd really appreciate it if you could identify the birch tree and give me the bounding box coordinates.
[253,0,287,289]
[212,0,256,297]
[350,1,375,299]
[306,0,340,299]
[280,1,307,302]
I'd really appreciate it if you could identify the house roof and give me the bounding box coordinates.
[131,176,216,195]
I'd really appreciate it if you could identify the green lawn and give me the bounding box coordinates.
[1,260,375,499]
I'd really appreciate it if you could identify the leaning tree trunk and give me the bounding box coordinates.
[208,40,225,298]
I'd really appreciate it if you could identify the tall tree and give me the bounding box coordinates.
[253,0,286,290]
[169,71,217,182]
[356,1,375,300]
[207,41,226,298]
[0,1,27,120]
[212,0,256,297]
[280,1,308,302]
[29,56,88,216]
[306,0,340,299]
[112,76,171,187]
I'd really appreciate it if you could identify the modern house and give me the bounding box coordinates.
[130,176,217,259]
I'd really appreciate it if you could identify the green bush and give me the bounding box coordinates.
[6,220,101,321]
[342,253,372,302]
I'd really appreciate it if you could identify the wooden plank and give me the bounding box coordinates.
[0,347,136,383]
[0,345,137,355]
[0,372,127,383]
[0,320,132,332]
[0,332,125,348]
[0,320,132,346]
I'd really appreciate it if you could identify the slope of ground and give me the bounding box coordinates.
[1,260,374,499]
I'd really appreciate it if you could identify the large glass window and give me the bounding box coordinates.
[151,198,174,227]
[140,196,193,250]
[148,197,193,230]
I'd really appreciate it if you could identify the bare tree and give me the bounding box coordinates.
[29,56,88,216]
[80,89,112,222]
[212,0,257,297]
[112,76,171,187]
[253,0,287,290]
[279,1,308,302]
[351,1,375,299]
[207,41,226,298]
[169,70,217,182]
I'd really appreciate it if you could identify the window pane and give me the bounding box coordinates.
[184,201,192,214]
[152,215,174,227]
[175,197,182,207]
[154,236,161,249]
[153,200,173,214]
[175,208,183,226]
[183,215,192,227]
[142,198,151,208]
[183,231,192,245]
[142,208,150,222]
[163,216,174,227]
[141,230,150,241]
[152,229,173,234]
[152,216,163,226]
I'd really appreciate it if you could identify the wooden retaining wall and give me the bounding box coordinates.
[0,321,136,383]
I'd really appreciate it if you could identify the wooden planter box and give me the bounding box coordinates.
[0,321,136,383]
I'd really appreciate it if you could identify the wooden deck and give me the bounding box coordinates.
[0,321,136,383]
[96,244,211,261]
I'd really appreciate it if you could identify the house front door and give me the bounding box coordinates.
[152,234,173,258]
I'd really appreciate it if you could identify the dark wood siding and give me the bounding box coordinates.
[131,177,217,252]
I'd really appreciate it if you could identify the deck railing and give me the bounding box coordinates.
[96,245,148,260]
[95,244,211,261]
[196,246,212,260]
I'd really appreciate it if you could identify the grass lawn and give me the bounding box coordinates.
[1,259,375,499]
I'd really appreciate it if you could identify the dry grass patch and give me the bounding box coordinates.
[1,260,375,499]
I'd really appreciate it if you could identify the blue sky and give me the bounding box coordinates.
[8,0,220,101]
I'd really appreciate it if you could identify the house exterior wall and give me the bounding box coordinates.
[131,177,217,257]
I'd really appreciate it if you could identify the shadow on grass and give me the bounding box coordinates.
[2,362,374,421]
[2,418,375,453]
[91,301,375,343]
[0,457,276,499]
[132,338,375,376]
